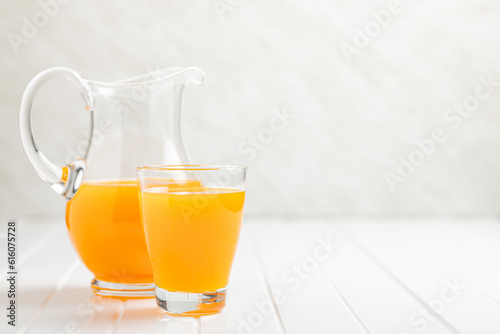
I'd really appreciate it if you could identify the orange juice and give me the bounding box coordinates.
[140,187,245,292]
[66,180,153,284]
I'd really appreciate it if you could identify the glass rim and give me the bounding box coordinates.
[136,164,247,172]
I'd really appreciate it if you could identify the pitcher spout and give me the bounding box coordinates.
[101,66,205,88]
[169,66,205,86]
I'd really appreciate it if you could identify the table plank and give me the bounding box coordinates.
[429,220,500,303]
[0,218,62,280]
[249,217,368,334]
[320,220,455,334]
[21,263,124,334]
[250,217,455,334]
[1,217,81,334]
[341,218,500,334]
[2,215,500,334]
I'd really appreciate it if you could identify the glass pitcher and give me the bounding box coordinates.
[19,66,204,297]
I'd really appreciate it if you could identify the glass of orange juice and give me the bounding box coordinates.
[137,165,246,316]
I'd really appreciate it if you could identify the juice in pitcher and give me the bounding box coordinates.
[66,180,154,288]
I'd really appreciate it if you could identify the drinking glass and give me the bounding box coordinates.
[137,165,246,315]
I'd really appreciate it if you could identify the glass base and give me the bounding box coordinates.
[91,278,155,298]
[156,286,226,316]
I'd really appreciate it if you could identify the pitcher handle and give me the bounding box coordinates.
[19,67,94,199]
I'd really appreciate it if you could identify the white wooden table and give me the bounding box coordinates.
[1,215,500,334]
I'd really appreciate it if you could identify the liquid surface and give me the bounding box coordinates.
[66,180,153,283]
[140,186,245,292]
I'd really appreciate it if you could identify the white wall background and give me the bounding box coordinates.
[1,0,500,215]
